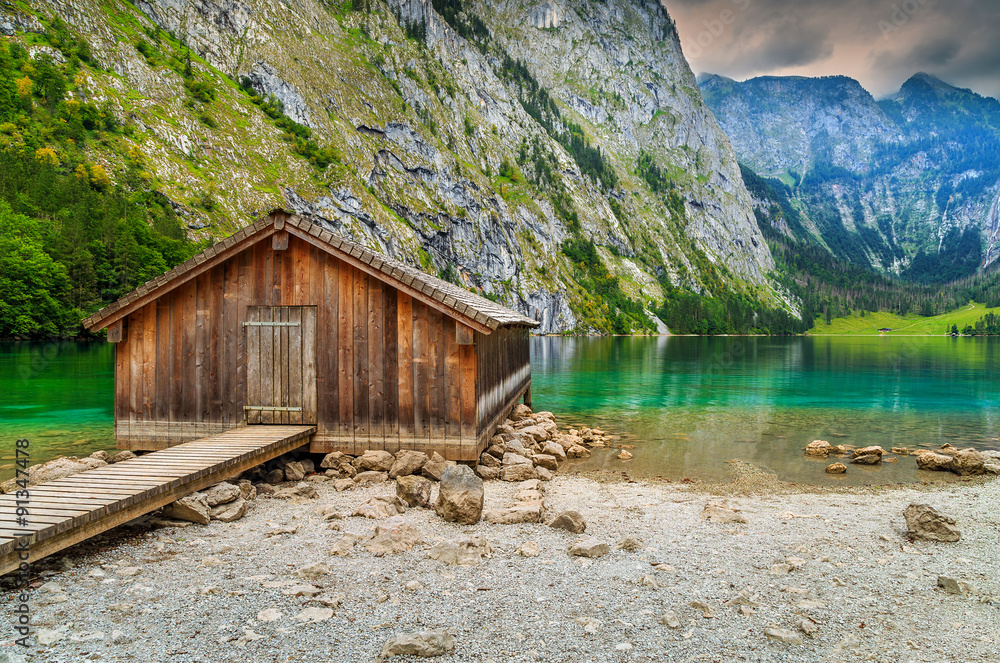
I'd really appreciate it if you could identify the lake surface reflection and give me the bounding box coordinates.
[530,336,1000,485]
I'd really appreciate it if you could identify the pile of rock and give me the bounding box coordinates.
[0,449,137,493]
[474,404,614,481]
[159,480,256,525]
[915,444,1000,476]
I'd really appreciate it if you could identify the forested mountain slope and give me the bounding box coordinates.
[0,0,787,337]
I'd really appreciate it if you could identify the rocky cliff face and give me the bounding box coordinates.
[700,72,1000,278]
[8,0,779,331]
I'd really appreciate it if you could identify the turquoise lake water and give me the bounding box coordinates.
[531,336,1000,485]
[1,337,997,485]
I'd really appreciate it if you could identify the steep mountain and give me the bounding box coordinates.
[699,72,1000,281]
[0,0,783,337]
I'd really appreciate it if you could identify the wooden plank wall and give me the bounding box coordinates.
[116,234,490,460]
[474,326,531,447]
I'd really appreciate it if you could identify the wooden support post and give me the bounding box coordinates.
[524,384,532,408]
[106,319,125,343]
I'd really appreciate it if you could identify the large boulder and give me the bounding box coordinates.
[501,464,538,482]
[947,449,986,476]
[548,510,586,533]
[380,629,455,658]
[916,452,955,472]
[162,493,211,525]
[354,450,395,473]
[532,454,559,471]
[210,497,249,522]
[568,538,610,558]
[389,450,428,478]
[474,465,500,481]
[427,535,493,565]
[364,516,422,554]
[484,504,544,524]
[903,503,961,542]
[804,440,831,457]
[283,461,306,482]
[851,446,884,459]
[353,496,407,519]
[421,452,451,481]
[541,441,567,461]
[203,482,241,507]
[396,475,433,508]
[434,465,484,524]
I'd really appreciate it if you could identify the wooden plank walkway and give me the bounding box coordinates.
[0,425,315,576]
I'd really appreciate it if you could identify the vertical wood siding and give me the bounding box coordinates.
[115,234,528,460]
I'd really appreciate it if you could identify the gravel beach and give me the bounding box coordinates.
[4,463,998,663]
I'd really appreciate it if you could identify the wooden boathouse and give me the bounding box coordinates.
[82,210,539,461]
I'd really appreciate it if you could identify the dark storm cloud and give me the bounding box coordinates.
[666,0,1000,99]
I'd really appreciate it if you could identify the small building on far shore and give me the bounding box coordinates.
[82,210,539,461]
[878,328,892,333]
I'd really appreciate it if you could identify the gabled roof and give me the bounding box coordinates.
[82,211,539,332]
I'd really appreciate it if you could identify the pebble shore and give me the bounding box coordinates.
[3,461,998,662]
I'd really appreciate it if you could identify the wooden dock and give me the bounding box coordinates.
[0,425,314,576]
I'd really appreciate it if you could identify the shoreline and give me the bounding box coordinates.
[3,463,996,662]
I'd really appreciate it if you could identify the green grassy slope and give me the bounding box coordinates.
[808,302,1000,335]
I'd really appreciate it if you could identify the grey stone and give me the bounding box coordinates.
[109,450,137,464]
[532,454,559,471]
[320,452,348,469]
[354,470,389,486]
[265,468,286,484]
[502,451,532,466]
[765,626,803,644]
[937,575,974,595]
[273,482,318,500]
[548,510,586,534]
[903,503,961,542]
[161,493,211,525]
[568,538,610,558]
[541,440,567,460]
[421,452,451,481]
[501,463,538,482]
[484,503,544,524]
[283,461,306,481]
[435,465,484,524]
[353,496,408,519]
[380,629,455,658]
[203,482,241,507]
[354,450,396,472]
[396,475,433,507]
[364,516,422,554]
[427,535,493,565]
[89,450,111,462]
[389,450,428,478]
[479,452,501,468]
[209,497,248,522]
[474,465,500,480]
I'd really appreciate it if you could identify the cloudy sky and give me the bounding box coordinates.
[666,0,1000,99]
